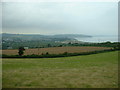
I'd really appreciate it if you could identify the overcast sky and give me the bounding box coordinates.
[2,2,118,35]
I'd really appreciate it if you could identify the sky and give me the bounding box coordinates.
[2,2,118,35]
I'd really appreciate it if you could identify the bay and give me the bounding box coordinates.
[75,35,119,43]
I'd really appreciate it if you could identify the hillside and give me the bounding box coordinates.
[1,33,92,49]
[2,33,92,40]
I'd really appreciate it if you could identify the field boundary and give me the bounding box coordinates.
[2,49,119,58]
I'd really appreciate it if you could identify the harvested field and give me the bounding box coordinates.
[2,46,112,55]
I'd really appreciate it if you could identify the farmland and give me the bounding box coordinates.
[2,46,112,55]
[2,51,118,88]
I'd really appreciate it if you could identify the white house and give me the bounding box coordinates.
[24,47,29,49]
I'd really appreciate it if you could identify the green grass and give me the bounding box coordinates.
[2,51,118,88]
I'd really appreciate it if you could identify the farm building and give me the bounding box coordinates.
[24,47,29,49]
[7,46,12,49]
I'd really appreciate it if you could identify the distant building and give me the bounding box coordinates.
[24,47,29,49]
[7,46,12,49]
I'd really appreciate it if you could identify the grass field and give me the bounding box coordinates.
[2,46,111,55]
[2,51,118,88]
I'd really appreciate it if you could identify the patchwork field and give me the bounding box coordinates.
[2,51,118,88]
[2,46,112,55]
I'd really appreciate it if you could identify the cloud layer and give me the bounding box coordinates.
[2,2,118,35]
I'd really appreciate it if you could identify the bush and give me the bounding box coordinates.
[63,52,68,55]
[46,52,49,55]
[18,47,25,56]
[41,53,44,55]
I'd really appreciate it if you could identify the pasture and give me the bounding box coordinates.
[2,46,112,55]
[2,51,118,88]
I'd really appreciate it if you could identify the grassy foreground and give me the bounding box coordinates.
[2,51,118,88]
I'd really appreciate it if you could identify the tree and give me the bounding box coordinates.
[63,52,68,55]
[18,47,25,56]
[46,52,49,55]
[58,45,63,47]
[68,42,71,45]
[48,44,51,47]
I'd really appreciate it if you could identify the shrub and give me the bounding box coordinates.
[41,53,44,55]
[63,52,68,55]
[18,47,25,56]
[46,52,49,55]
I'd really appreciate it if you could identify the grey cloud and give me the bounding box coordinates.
[2,2,118,35]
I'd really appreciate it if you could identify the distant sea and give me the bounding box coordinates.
[75,35,119,43]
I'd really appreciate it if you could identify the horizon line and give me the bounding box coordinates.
[1,32,118,36]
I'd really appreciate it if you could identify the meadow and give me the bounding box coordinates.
[2,46,111,55]
[2,51,118,88]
